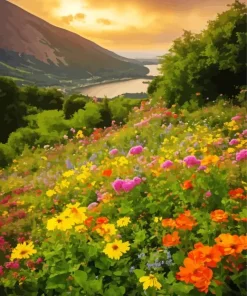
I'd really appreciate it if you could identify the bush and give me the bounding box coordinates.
[0,143,15,167]
[7,128,40,154]
[63,95,89,119]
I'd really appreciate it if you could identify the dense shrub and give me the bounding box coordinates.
[149,1,247,107]
[63,95,89,119]
[0,143,15,167]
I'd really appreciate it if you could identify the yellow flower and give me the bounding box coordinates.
[63,203,87,224]
[227,148,235,153]
[47,214,75,231]
[96,224,116,237]
[2,211,8,217]
[201,155,219,166]
[41,156,47,161]
[154,217,162,223]
[117,217,131,227]
[63,170,75,178]
[76,130,84,139]
[46,189,56,197]
[10,241,37,260]
[139,274,162,290]
[75,224,87,232]
[103,240,130,260]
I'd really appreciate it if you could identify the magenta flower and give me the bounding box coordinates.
[229,139,239,146]
[5,261,20,269]
[122,180,136,192]
[36,258,43,264]
[183,156,201,168]
[133,177,142,185]
[161,160,173,169]
[236,149,247,161]
[112,179,124,192]
[242,129,247,137]
[109,149,118,156]
[129,145,144,155]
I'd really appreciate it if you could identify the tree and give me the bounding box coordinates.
[63,95,89,119]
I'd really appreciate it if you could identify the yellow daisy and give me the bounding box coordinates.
[47,214,75,231]
[63,203,87,224]
[103,240,130,260]
[139,274,162,290]
[10,241,37,260]
[117,217,131,227]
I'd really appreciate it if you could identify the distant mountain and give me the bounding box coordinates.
[0,0,148,86]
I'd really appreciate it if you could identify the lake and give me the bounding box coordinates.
[80,64,160,98]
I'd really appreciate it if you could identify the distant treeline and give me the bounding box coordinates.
[148,1,247,107]
[0,77,144,167]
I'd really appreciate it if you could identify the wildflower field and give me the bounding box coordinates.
[0,100,247,296]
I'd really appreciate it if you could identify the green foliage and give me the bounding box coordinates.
[151,1,247,106]
[63,95,89,119]
[0,143,15,167]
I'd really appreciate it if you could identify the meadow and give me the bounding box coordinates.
[0,99,246,295]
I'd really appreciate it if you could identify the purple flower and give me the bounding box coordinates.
[229,139,239,146]
[236,149,247,161]
[183,156,201,168]
[87,202,98,210]
[109,149,118,156]
[161,160,173,169]
[129,145,144,155]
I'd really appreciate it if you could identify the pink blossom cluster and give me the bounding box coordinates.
[236,149,247,161]
[112,177,142,193]
[229,139,239,146]
[109,148,118,156]
[161,160,174,169]
[129,145,144,155]
[183,155,201,168]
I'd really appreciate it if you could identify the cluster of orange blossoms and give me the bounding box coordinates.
[210,210,228,223]
[162,210,197,231]
[229,188,246,200]
[176,234,247,293]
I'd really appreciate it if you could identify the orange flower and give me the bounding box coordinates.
[102,169,112,177]
[215,234,244,256]
[162,231,180,247]
[189,243,222,268]
[176,258,213,293]
[239,235,247,250]
[182,180,193,190]
[210,210,228,223]
[175,212,197,230]
[96,217,109,224]
[161,218,176,228]
[84,216,94,227]
[229,188,246,200]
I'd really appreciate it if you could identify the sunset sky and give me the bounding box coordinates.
[9,0,233,58]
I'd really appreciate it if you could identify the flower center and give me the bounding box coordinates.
[20,250,28,255]
[57,219,63,223]
[112,244,119,250]
[71,208,78,214]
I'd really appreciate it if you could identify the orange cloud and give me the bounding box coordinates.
[8,0,234,54]
[97,18,113,25]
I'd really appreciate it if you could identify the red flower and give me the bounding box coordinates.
[102,169,112,177]
[96,217,109,224]
[182,180,193,190]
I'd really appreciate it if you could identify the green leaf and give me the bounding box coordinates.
[134,269,146,279]
[113,271,123,276]
[74,270,88,287]
[165,271,175,284]
[46,274,67,290]
[172,251,185,265]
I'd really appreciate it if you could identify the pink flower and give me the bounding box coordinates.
[236,149,247,161]
[112,179,124,192]
[122,180,136,192]
[5,261,20,269]
[109,149,118,156]
[87,202,98,210]
[133,177,142,185]
[90,165,97,171]
[229,139,239,146]
[205,191,212,198]
[0,266,4,276]
[161,160,173,169]
[242,129,247,137]
[231,115,242,121]
[183,156,201,168]
[129,145,144,155]
[198,165,207,171]
[36,258,43,264]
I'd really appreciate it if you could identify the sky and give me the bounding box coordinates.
[9,0,233,58]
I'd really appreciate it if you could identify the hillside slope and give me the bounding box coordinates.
[0,1,148,85]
